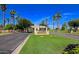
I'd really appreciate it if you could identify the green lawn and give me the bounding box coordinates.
[20,34,79,54]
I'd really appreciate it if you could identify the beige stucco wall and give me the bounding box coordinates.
[31,25,49,35]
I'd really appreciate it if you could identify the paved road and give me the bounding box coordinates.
[0,33,29,54]
[51,32,79,40]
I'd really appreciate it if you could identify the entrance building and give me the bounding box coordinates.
[31,25,49,35]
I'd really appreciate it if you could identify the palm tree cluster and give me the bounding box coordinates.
[0,4,33,32]
[0,4,16,28]
[0,4,7,27]
[0,4,62,31]
[52,12,61,30]
[10,10,16,25]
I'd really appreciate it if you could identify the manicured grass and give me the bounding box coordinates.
[20,34,79,54]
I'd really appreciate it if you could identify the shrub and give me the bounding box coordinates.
[3,24,14,30]
[61,22,67,30]
[14,24,24,30]
[63,44,79,54]
[61,26,65,30]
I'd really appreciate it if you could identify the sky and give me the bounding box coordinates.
[0,4,79,28]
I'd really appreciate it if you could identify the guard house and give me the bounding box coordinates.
[31,25,49,35]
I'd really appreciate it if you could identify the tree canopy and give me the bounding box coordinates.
[17,18,33,29]
[68,19,79,28]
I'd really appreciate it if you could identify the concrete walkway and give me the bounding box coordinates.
[51,32,79,40]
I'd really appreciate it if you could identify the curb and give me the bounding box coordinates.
[12,34,31,54]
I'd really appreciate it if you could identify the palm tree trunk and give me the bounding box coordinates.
[53,21,54,30]
[11,16,13,25]
[13,16,15,25]
[3,11,5,27]
[8,20,9,24]
[57,20,60,30]
[11,15,15,25]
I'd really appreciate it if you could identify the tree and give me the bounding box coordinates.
[17,18,32,32]
[39,19,48,26]
[68,20,79,28]
[52,15,56,30]
[40,20,46,26]
[68,20,75,27]
[45,19,48,27]
[61,22,67,30]
[14,24,24,30]
[15,15,20,23]
[68,19,79,32]
[6,18,10,24]
[54,12,61,29]
[0,4,7,27]
[10,10,16,25]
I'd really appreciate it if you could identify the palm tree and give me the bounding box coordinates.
[40,20,45,26]
[6,18,10,24]
[15,15,20,24]
[0,4,7,27]
[52,15,56,30]
[45,19,48,27]
[10,10,16,25]
[54,12,61,29]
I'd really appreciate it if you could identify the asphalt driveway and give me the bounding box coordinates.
[51,32,79,40]
[0,33,29,54]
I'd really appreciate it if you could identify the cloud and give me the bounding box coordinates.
[63,13,73,15]
[62,12,79,16]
